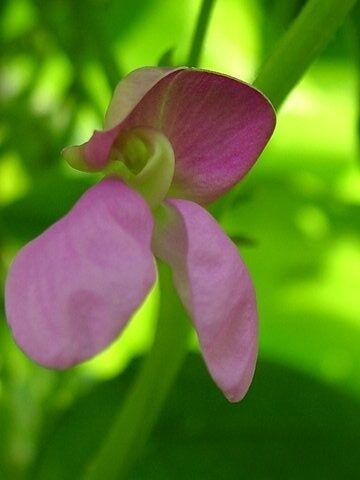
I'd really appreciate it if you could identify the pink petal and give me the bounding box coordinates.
[62,67,184,172]
[152,199,258,402]
[127,69,276,204]
[5,178,156,368]
[64,68,275,203]
[104,66,182,130]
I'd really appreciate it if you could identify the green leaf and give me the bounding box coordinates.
[29,364,135,480]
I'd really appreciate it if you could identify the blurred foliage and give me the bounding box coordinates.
[29,355,360,480]
[0,0,359,479]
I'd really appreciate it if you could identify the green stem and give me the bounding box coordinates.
[84,263,191,480]
[254,0,358,110]
[187,0,217,66]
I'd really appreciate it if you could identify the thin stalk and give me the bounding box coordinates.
[254,0,358,110]
[187,0,217,66]
[83,263,191,480]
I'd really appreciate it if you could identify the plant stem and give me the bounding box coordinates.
[187,0,217,66]
[84,263,191,480]
[253,0,358,110]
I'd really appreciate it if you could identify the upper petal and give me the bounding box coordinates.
[62,67,184,172]
[64,68,275,203]
[5,178,156,368]
[104,66,182,130]
[152,199,258,402]
[127,69,276,204]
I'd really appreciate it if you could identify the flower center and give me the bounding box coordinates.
[118,133,149,174]
[106,127,175,208]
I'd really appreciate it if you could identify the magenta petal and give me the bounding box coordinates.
[104,66,183,130]
[63,67,184,172]
[153,199,258,402]
[5,178,156,368]
[126,69,276,203]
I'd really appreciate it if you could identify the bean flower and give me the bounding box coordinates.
[5,67,275,402]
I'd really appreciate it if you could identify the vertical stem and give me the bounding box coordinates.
[84,263,191,480]
[259,0,302,60]
[254,0,358,110]
[187,0,217,66]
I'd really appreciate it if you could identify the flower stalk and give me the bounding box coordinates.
[253,0,358,110]
[84,263,191,480]
[187,0,217,66]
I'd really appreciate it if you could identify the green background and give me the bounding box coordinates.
[0,0,359,478]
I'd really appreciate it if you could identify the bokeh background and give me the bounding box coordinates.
[1,0,360,478]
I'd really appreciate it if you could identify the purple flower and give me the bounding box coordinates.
[5,67,275,402]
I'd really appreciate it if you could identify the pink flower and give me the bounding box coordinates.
[5,67,275,402]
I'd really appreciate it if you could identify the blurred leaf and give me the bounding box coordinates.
[0,102,60,173]
[30,355,360,480]
[29,362,135,480]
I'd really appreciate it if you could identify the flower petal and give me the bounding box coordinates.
[5,178,156,368]
[62,67,184,172]
[125,69,276,203]
[152,199,258,402]
[64,68,275,204]
[104,66,182,130]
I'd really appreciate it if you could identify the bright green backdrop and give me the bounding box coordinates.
[0,0,359,478]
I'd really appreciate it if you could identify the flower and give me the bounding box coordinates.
[5,67,275,402]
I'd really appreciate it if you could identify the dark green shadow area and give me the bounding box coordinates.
[1,169,93,241]
[30,354,360,480]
